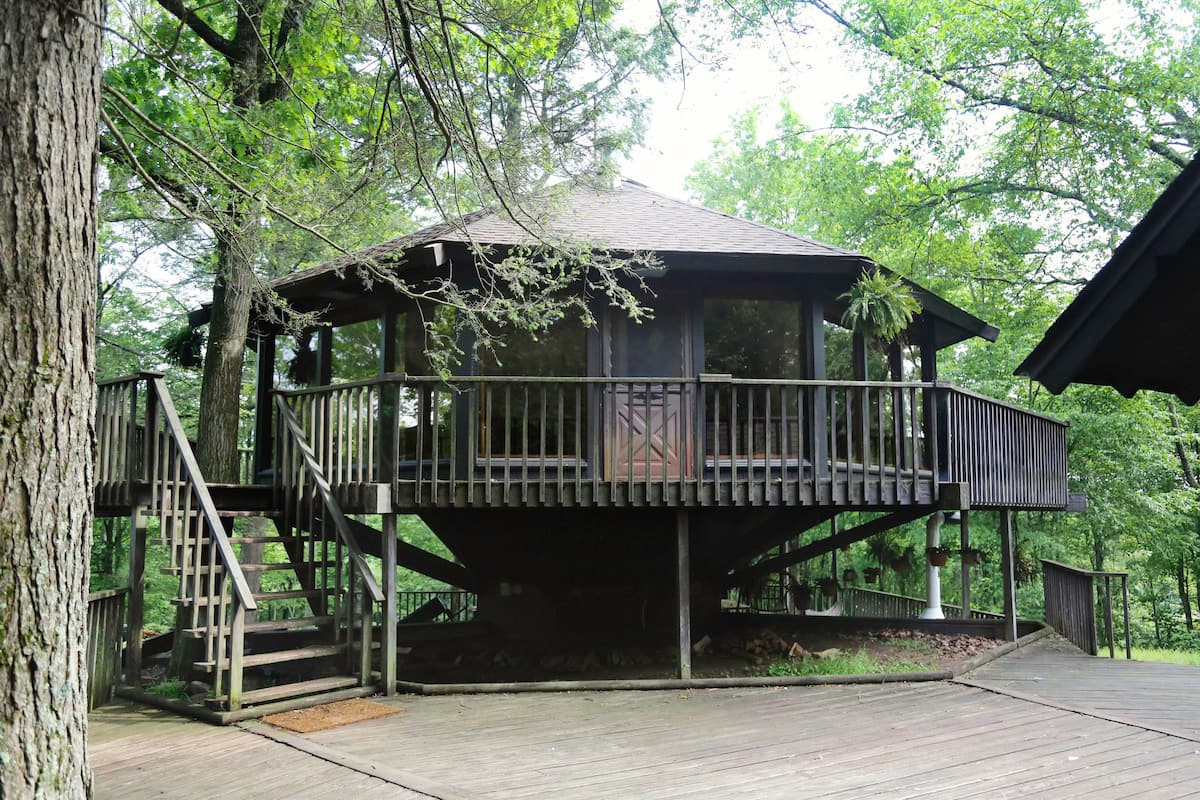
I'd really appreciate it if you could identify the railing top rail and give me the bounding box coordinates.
[274,395,384,603]
[941,384,1070,427]
[97,370,164,389]
[149,376,257,611]
[87,587,129,603]
[270,372,1068,426]
[1042,559,1129,579]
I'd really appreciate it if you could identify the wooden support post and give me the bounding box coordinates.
[316,326,333,386]
[676,510,692,681]
[998,509,1018,642]
[1103,575,1115,659]
[381,514,398,695]
[251,333,275,482]
[959,510,971,620]
[805,298,828,484]
[125,506,147,685]
[380,313,398,483]
[1121,575,1132,659]
[228,601,245,711]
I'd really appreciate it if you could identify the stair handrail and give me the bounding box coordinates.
[274,394,384,604]
[147,375,257,612]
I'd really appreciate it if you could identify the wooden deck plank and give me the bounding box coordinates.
[965,634,1200,740]
[91,638,1200,799]
[89,702,451,799]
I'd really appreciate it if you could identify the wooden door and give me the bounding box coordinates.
[607,296,693,480]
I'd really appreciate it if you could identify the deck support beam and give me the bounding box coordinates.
[125,506,147,685]
[725,508,927,588]
[676,510,692,681]
[998,508,1018,641]
[381,514,398,695]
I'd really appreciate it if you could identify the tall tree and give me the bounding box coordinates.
[1,0,103,796]
[102,0,668,481]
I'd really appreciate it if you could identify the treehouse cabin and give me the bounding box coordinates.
[95,180,1073,717]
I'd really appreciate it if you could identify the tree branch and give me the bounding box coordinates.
[153,0,237,60]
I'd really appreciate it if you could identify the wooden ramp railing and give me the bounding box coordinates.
[1042,559,1131,658]
[97,372,257,707]
[86,588,127,710]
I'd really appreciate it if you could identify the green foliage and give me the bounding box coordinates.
[145,680,188,700]
[840,270,921,344]
[764,649,934,676]
[689,0,1200,637]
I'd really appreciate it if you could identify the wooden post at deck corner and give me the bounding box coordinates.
[998,509,1018,642]
[676,510,692,681]
[124,506,148,685]
[382,513,398,695]
[959,510,971,620]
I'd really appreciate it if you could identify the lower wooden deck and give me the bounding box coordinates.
[91,638,1200,799]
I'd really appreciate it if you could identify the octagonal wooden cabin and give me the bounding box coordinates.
[96,180,1072,714]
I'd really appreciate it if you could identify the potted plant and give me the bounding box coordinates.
[818,577,839,598]
[789,581,812,612]
[842,567,858,584]
[863,566,881,584]
[926,545,952,567]
[960,547,983,566]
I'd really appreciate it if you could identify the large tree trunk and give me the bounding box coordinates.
[196,215,258,484]
[0,1,102,796]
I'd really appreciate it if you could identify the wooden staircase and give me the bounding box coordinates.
[97,372,384,713]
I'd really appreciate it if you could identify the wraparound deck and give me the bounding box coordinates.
[90,636,1200,799]
[268,374,1070,512]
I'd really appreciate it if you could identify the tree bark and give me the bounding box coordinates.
[196,216,258,483]
[0,0,102,795]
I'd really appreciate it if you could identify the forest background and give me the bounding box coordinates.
[93,0,1200,652]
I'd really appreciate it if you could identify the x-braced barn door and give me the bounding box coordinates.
[605,294,694,481]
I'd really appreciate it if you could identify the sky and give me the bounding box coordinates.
[618,8,869,200]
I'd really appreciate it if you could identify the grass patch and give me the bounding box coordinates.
[146,680,189,700]
[764,649,935,677]
[1109,647,1200,666]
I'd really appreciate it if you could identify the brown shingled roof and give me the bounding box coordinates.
[272,179,861,291]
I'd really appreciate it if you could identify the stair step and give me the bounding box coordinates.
[161,561,335,577]
[241,560,335,573]
[181,614,335,638]
[253,588,334,603]
[195,642,348,671]
[171,588,332,607]
[244,615,334,633]
[210,675,361,707]
[228,535,288,545]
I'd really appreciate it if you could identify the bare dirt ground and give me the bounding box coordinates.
[393,625,1002,683]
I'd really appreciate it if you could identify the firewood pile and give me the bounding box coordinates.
[697,627,841,666]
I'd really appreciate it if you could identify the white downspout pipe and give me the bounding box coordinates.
[920,513,945,619]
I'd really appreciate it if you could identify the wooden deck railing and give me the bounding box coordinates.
[97,373,256,707]
[86,588,127,710]
[1042,560,1131,658]
[274,375,1068,510]
[941,388,1069,509]
[275,396,386,689]
[732,585,1001,619]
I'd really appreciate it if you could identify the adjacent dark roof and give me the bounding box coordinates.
[248,178,997,348]
[1016,154,1200,403]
